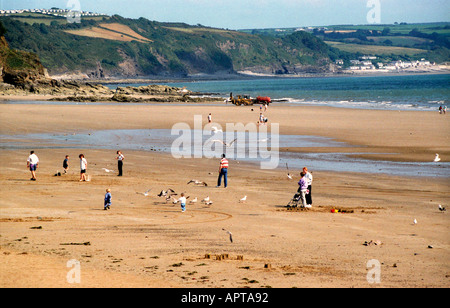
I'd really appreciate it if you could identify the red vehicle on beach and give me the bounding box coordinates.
[255,96,271,104]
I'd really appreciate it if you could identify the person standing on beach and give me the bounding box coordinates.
[439,106,442,114]
[79,154,87,181]
[27,151,39,181]
[116,150,124,176]
[216,154,228,188]
[208,113,212,123]
[63,155,69,174]
[303,167,313,207]
[297,172,310,208]
[104,188,112,210]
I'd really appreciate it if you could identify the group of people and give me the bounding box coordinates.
[297,167,313,208]
[439,105,447,114]
[26,150,125,210]
[27,140,311,213]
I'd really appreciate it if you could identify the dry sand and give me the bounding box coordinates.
[0,102,449,288]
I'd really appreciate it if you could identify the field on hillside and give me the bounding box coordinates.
[64,23,152,43]
[325,41,427,56]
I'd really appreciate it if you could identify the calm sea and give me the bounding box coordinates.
[107,73,450,111]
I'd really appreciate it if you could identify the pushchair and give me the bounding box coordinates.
[286,192,302,208]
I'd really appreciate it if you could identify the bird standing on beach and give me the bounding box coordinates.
[102,168,114,173]
[202,196,212,206]
[413,218,418,225]
[438,204,446,211]
[190,197,198,203]
[239,196,247,203]
[434,154,441,162]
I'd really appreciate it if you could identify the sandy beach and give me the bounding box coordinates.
[0,101,449,288]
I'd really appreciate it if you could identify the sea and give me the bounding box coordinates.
[107,73,450,111]
[2,74,449,177]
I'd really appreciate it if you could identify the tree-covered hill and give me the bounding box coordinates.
[0,15,342,77]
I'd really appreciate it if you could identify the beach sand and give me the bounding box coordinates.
[0,102,449,288]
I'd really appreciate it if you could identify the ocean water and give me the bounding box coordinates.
[107,73,450,111]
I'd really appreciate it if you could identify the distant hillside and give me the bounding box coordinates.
[0,15,342,77]
[240,22,450,64]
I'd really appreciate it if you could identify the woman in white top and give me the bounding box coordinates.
[79,154,87,181]
[116,150,124,176]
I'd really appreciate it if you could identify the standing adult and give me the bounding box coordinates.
[216,154,228,188]
[79,154,87,182]
[207,113,212,123]
[303,167,313,207]
[116,150,124,176]
[27,151,39,181]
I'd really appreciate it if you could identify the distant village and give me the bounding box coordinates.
[335,56,436,73]
[0,8,106,17]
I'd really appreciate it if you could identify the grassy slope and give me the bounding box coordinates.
[0,15,334,76]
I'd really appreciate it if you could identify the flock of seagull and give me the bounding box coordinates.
[119,143,445,243]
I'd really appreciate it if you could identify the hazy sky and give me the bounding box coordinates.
[1,0,449,29]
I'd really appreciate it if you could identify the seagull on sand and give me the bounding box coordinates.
[434,154,441,162]
[202,196,213,206]
[413,218,418,225]
[439,204,446,212]
[190,197,198,203]
[136,189,151,196]
[187,179,208,186]
[102,168,114,173]
[239,196,247,203]
[211,138,237,147]
[222,228,233,243]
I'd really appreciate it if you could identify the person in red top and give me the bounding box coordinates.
[216,154,228,188]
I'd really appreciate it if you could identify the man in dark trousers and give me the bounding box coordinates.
[216,154,228,188]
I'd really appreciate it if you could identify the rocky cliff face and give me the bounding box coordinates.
[0,36,48,86]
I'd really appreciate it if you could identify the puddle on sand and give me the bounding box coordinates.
[1,129,448,178]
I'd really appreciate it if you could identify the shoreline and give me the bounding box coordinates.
[53,69,450,84]
[0,102,448,163]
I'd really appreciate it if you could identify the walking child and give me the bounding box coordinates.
[104,188,112,210]
[179,193,187,212]
[79,154,87,181]
[63,155,69,174]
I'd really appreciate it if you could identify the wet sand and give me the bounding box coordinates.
[0,102,449,288]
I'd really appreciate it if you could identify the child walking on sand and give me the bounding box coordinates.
[179,193,187,212]
[104,188,112,210]
[63,155,69,174]
[79,154,87,181]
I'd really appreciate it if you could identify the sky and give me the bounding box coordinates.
[1,0,449,30]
